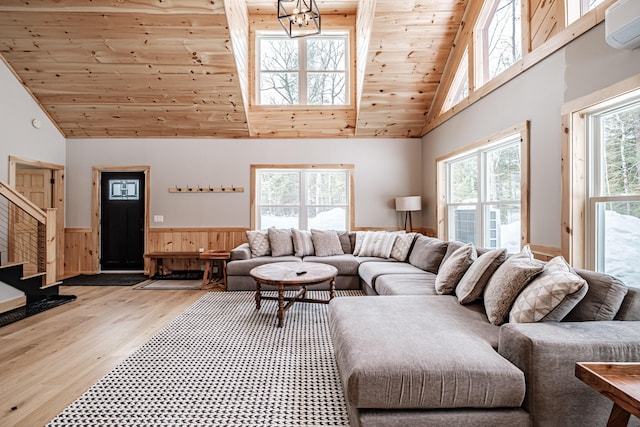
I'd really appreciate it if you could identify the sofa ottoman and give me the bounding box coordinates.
[329,295,529,426]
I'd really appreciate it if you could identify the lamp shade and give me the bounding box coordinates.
[395,196,422,212]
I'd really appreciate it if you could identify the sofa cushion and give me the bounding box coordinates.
[358,231,399,258]
[291,229,314,257]
[509,256,588,323]
[329,296,525,410]
[615,287,640,321]
[390,232,417,261]
[456,248,507,304]
[358,261,425,290]
[245,230,271,257]
[310,229,344,257]
[375,273,437,295]
[408,236,448,274]
[435,243,477,295]
[226,256,301,276]
[483,245,545,325]
[303,254,360,276]
[268,228,294,257]
[565,268,628,321]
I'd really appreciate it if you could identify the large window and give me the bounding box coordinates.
[586,97,640,285]
[252,165,353,230]
[474,0,522,88]
[437,123,529,253]
[257,32,348,106]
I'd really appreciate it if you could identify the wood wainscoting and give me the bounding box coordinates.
[64,227,249,276]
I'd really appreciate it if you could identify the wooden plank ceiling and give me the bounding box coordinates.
[0,0,466,138]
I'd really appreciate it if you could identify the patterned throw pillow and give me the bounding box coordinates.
[390,232,417,261]
[291,229,314,257]
[483,245,545,325]
[435,243,477,295]
[310,230,344,257]
[245,230,271,257]
[509,256,588,323]
[456,248,507,304]
[358,231,398,258]
[352,231,366,256]
[268,228,294,257]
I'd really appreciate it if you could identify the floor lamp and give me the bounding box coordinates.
[395,196,422,231]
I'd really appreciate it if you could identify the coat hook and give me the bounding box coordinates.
[221,184,226,192]
[177,185,182,192]
[209,185,214,191]
[187,185,192,192]
[198,185,203,192]
[231,184,236,192]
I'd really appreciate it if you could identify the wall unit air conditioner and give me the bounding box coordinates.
[605,0,640,49]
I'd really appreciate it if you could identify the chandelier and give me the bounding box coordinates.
[277,0,321,38]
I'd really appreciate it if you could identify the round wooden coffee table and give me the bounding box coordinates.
[250,262,338,327]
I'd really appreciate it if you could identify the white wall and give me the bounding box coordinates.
[65,137,422,229]
[421,23,640,248]
[0,59,65,181]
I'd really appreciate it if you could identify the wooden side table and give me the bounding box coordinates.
[144,251,200,278]
[576,362,640,427]
[199,250,230,290]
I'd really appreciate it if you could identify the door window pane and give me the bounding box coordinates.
[108,179,139,200]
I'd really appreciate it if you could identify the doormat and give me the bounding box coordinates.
[0,295,76,328]
[62,274,148,287]
[150,270,203,281]
[135,279,202,290]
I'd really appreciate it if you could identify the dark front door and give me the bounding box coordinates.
[100,171,145,270]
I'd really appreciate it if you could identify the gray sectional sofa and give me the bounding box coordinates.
[228,230,640,427]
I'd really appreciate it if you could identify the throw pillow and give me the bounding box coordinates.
[245,230,271,257]
[337,231,352,254]
[310,229,344,257]
[483,245,545,325]
[390,232,417,261]
[291,229,314,257]
[268,228,294,257]
[352,231,366,256]
[407,236,449,274]
[435,243,477,295]
[509,256,588,323]
[456,248,507,304]
[358,231,398,258]
[564,268,628,321]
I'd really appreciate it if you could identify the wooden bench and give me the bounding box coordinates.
[144,251,230,290]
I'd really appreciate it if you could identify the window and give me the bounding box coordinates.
[108,179,139,200]
[566,0,607,26]
[474,0,522,88]
[437,123,529,253]
[257,32,348,106]
[442,48,469,112]
[252,165,353,230]
[586,96,640,285]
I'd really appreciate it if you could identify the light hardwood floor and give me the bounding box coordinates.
[0,285,209,426]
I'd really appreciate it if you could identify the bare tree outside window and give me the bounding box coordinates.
[258,34,348,106]
[486,0,522,82]
[475,0,522,87]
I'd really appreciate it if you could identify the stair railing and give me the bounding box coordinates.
[0,179,56,286]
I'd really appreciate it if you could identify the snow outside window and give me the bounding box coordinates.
[587,97,640,287]
[255,168,350,230]
[445,135,522,253]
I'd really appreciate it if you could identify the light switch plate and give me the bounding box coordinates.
[153,215,164,223]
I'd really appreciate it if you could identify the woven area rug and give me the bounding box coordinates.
[48,290,358,426]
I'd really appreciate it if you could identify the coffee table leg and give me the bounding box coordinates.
[277,283,285,327]
[255,281,261,310]
[330,278,336,300]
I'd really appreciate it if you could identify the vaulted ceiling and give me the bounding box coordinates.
[0,0,467,138]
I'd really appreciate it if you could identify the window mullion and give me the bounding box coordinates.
[299,171,307,230]
[299,39,308,105]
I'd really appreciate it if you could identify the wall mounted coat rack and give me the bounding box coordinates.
[168,185,244,193]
